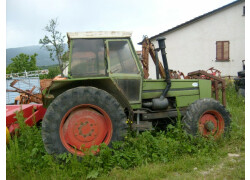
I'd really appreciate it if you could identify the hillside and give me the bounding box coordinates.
[6,45,68,67]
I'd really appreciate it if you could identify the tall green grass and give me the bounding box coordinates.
[6,84,245,179]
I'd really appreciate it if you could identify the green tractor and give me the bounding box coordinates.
[42,31,230,156]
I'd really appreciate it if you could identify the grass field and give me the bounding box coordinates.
[6,83,245,180]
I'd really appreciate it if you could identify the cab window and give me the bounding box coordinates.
[108,41,139,74]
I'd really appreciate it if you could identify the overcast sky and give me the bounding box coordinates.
[6,0,236,50]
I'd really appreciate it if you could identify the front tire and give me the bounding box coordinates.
[42,87,127,156]
[182,98,231,138]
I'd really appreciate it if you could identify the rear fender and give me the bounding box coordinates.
[44,78,133,120]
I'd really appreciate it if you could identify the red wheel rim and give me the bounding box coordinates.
[198,110,224,138]
[59,104,112,156]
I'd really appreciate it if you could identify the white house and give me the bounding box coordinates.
[149,0,245,78]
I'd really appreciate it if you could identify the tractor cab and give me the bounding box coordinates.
[68,32,142,78]
[67,31,143,105]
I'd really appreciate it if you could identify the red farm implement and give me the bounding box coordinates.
[6,79,54,143]
[6,104,46,143]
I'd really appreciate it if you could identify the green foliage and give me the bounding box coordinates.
[6,53,38,74]
[225,82,245,141]
[62,51,69,62]
[39,66,61,79]
[39,18,65,76]
[7,111,47,179]
[6,85,245,179]
[6,116,218,179]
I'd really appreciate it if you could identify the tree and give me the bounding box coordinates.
[6,53,38,74]
[39,18,65,77]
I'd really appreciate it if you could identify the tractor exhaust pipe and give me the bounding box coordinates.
[156,37,171,98]
[142,37,171,110]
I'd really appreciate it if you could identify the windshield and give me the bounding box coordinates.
[70,39,106,77]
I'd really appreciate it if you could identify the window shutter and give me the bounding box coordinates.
[216,41,223,60]
[216,41,229,61]
[223,42,229,60]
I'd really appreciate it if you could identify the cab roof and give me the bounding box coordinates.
[67,31,132,40]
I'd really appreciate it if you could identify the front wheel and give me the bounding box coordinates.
[42,87,127,156]
[182,98,231,138]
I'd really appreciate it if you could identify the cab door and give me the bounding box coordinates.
[106,39,142,108]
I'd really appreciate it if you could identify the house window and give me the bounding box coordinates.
[216,41,229,61]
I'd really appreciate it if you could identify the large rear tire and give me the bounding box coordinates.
[42,87,127,156]
[182,98,231,138]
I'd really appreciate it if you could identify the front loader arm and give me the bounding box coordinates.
[141,37,166,79]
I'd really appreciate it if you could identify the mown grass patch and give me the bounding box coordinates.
[6,84,245,179]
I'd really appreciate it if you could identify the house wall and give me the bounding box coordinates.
[150,2,245,78]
